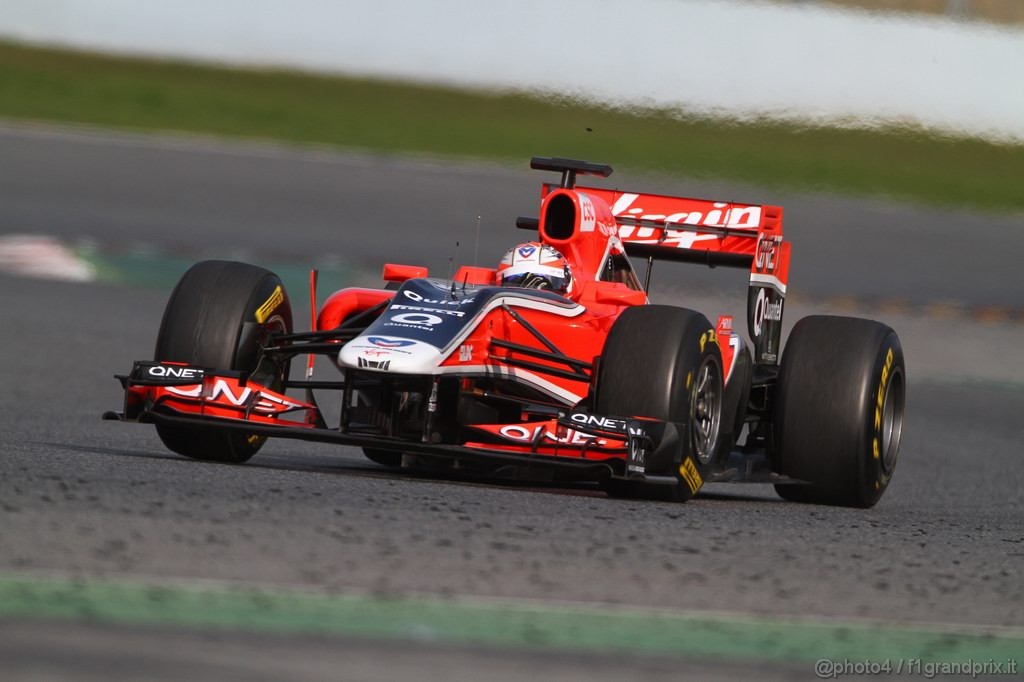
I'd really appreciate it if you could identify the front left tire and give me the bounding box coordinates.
[595,305,725,502]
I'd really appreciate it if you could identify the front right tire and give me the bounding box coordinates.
[772,315,905,507]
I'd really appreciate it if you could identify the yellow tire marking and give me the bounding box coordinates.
[679,457,703,494]
[255,285,284,324]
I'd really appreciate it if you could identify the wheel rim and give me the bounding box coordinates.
[692,355,722,464]
[250,314,289,390]
[880,367,905,474]
[244,314,288,451]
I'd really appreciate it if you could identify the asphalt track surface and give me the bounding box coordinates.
[1,125,1023,680]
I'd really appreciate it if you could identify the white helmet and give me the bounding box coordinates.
[497,242,573,294]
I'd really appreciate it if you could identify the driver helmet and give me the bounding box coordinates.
[497,242,573,294]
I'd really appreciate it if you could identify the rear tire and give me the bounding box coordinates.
[595,306,724,502]
[773,315,905,507]
[154,260,292,463]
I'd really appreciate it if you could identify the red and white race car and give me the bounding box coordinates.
[107,157,906,507]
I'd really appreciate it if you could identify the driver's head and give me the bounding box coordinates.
[497,242,573,294]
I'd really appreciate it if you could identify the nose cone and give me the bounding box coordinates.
[338,335,442,373]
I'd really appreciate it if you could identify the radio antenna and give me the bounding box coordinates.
[448,241,459,299]
[474,215,482,266]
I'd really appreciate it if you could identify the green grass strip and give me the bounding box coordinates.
[1,41,1022,213]
[1,574,1021,663]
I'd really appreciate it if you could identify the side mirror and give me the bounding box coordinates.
[383,263,428,282]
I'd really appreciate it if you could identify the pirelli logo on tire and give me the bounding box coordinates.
[679,457,703,494]
[699,329,718,353]
[255,285,284,323]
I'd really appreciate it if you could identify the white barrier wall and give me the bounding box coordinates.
[2,0,1022,142]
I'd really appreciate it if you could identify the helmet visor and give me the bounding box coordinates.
[501,270,570,293]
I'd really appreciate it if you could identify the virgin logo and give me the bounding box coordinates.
[611,193,762,232]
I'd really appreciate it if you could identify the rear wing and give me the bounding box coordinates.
[573,185,783,266]
[533,184,788,365]
[581,186,791,364]
[520,159,791,365]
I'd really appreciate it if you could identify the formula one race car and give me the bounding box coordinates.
[105,157,906,507]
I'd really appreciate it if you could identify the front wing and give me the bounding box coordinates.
[105,361,689,485]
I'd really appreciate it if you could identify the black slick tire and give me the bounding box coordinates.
[154,260,292,463]
[773,315,905,507]
[595,305,724,502]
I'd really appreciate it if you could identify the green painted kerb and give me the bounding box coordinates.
[0,575,1021,662]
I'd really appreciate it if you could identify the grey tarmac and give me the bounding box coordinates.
[0,125,1021,681]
